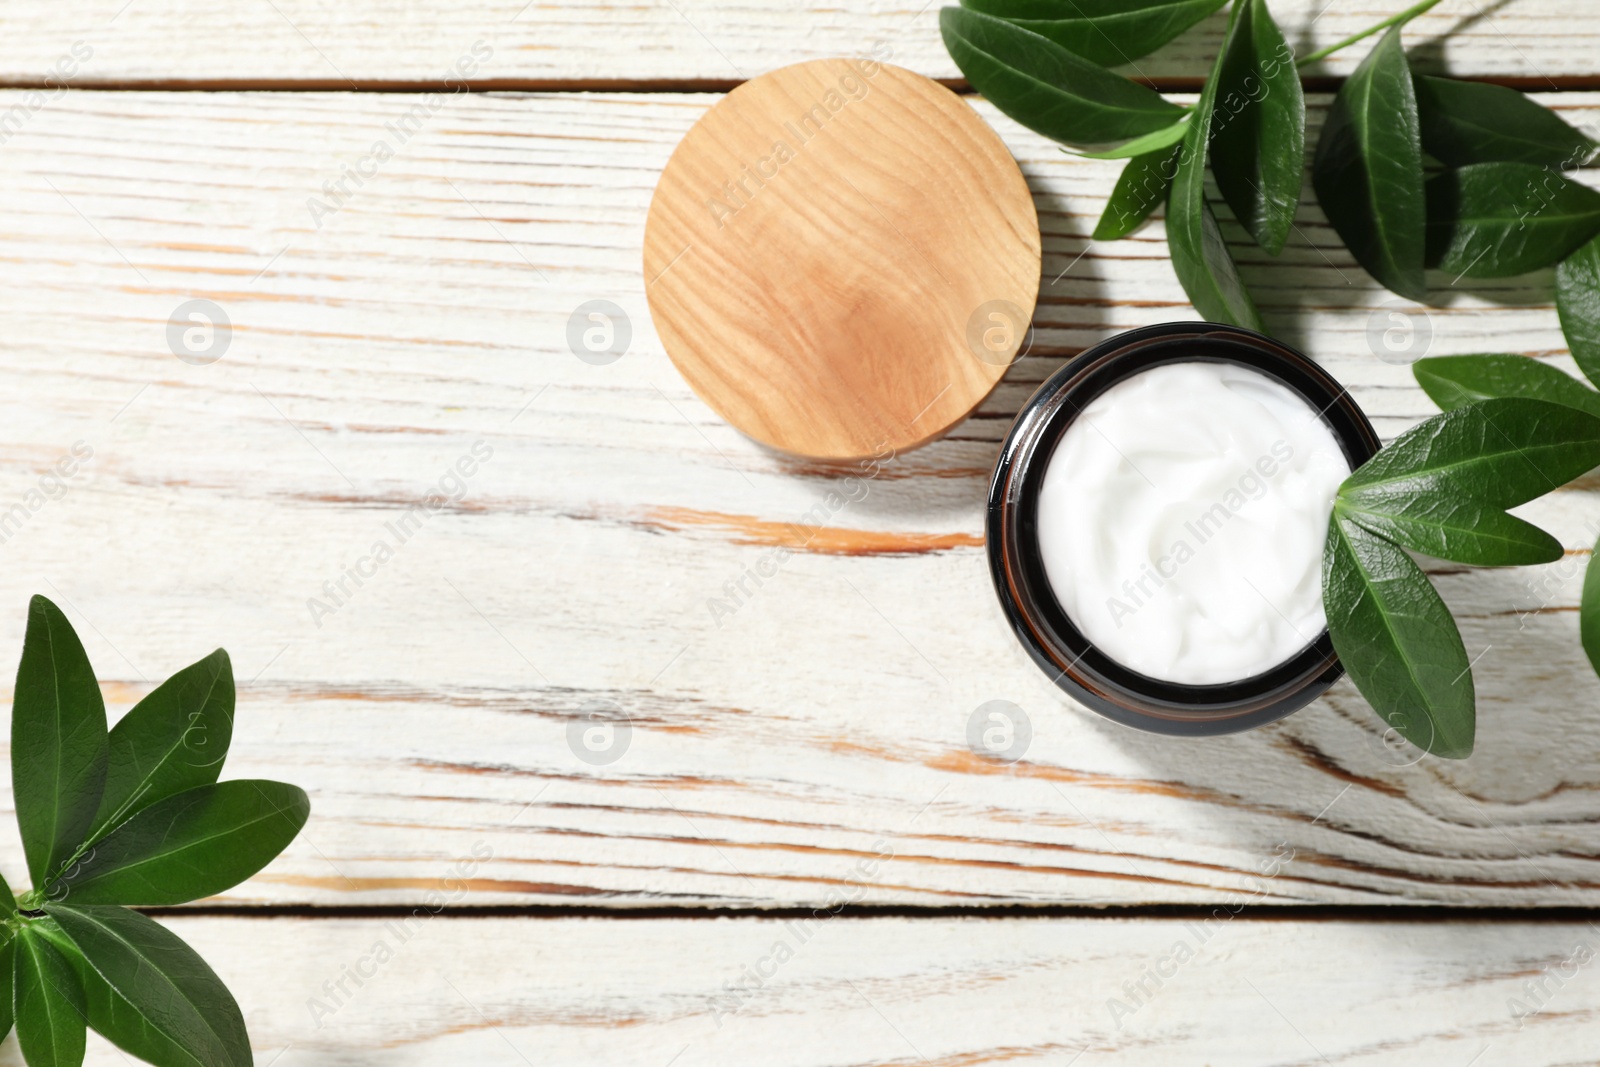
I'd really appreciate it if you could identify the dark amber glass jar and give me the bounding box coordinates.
[987,322,1381,736]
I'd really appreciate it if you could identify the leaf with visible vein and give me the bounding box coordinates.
[1167,1,1263,330]
[1342,396,1600,507]
[47,904,252,1067]
[960,0,1229,68]
[1093,144,1179,240]
[1340,493,1562,566]
[1312,26,1427,300]
[1557,233,1600,388]
[1337,397,1600,566]
[15,926,87,1067]
[88,648,235,842]
[12,595,108,887]
[1427,162,1600,278]
[73,940,209,1067]
[49,780,309,906]
[1210,0,1305,255]
[1413,354,1600,420]
[1414,74,1598,168]
[1323,513,1475,759]
[26,916,207,1067]
[940,6,1185,146]
[1072,113,1190,158]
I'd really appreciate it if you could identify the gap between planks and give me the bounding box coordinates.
[4,75,1600,93]
[147,903,1600,922]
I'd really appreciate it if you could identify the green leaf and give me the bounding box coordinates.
[22,918,80,967]
[89,648,235,842]
[47,904,251,1067]
[0,868,16,914]
[959,0,1229,69]
[12,595,108,888]
[1209,0,1305,255]
[1312,26,1427,301]
[1323,513,1474,759]
[1343,397,1600,501]
[1557,233,1600,388]
[48,780,309,906]
[1167,2,1263,330]
[1414,74,1598,168]
[14,927,87,1067]
[1341,497,1562,567]
[1583,538,1600,682]
[1427,162,1600,278]
[1093,145,1179,240]
[1169,194,1262,329]
[939,6,1185,146]
[1338,397,1600,566]
[1413,354,1600,420]
[76,954,209,1067]
[83,976,209,1067]
[0,935,15,1044]
[25,923,206,1067]
[1072,113,1190,158]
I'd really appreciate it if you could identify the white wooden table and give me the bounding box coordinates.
[2,1,1599,1062]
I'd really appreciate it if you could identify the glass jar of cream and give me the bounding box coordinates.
[988,322,1381,736]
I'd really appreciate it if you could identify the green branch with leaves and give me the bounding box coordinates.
[942,0,1599,313]
[3,595,309,1066]
[941,0,1600,758]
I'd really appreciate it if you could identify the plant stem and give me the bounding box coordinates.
[1295,0,1451,67]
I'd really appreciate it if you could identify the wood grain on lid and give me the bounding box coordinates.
[644,58,1040,460]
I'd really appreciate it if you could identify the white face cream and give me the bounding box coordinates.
[1035,361,1351,685]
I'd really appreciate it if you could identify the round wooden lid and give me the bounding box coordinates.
[644,58,1041,461]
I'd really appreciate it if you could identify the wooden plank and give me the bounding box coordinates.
[1,914,1597,1064]
[2,0,1597,87]
[0,88,1599,908]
